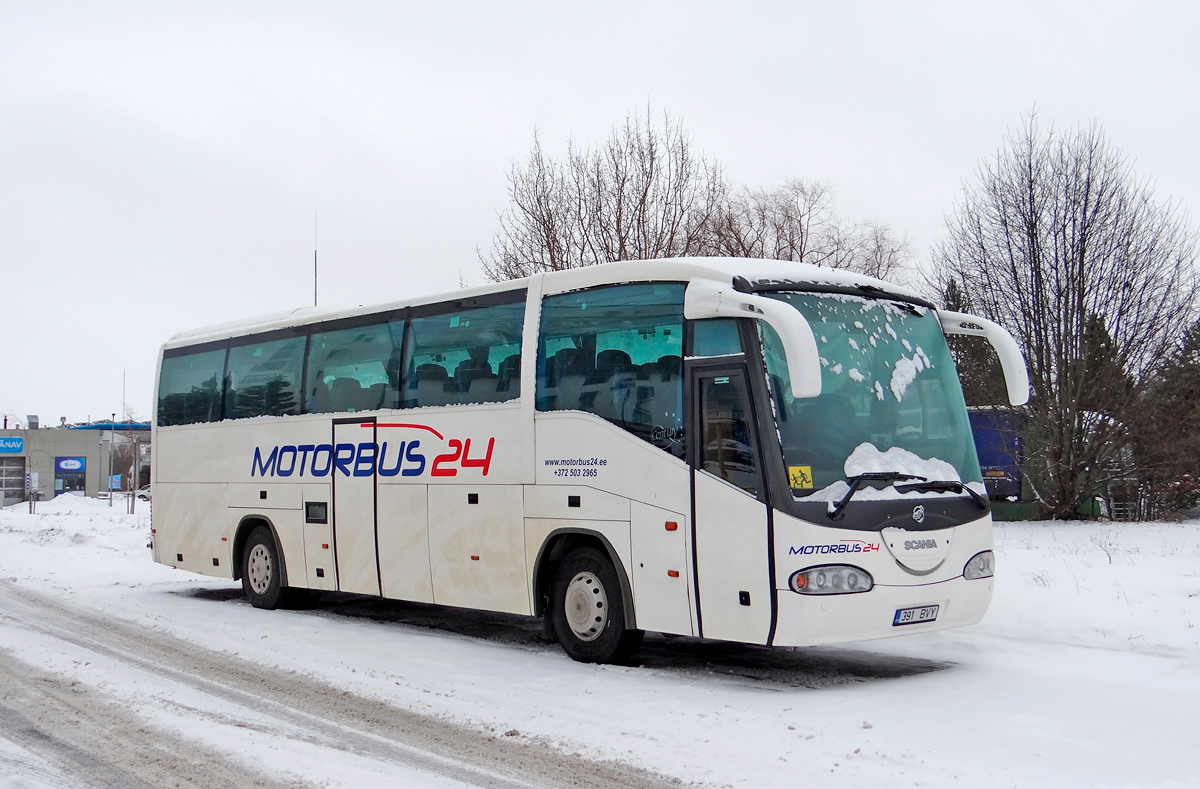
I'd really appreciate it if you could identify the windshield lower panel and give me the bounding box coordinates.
[758,292,983,521]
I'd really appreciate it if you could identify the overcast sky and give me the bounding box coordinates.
[2,2,1197,424]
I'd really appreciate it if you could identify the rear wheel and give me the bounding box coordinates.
[241,526,285,609]
[551,546,643,664]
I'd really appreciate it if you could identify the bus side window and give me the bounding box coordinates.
[158,347,227,426]
[537,283,685,459]
[306,321,403,414]
[691,318,743,358]
[401,301,525,408]
[225,336,306,420]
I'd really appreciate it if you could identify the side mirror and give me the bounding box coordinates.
[684,279,822,397]
[938,310,1030,406]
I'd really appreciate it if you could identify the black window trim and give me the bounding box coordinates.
[159,288,529,423]
[162,338,230,360]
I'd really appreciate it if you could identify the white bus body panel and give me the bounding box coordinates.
[376,483,431,601]
[693,472,772,644]
[629,500,692,635]
[332,421,379,596]
[152,481,233,577]
[770,510,995,646]
[429,484,528,614]
[303,482,336,590]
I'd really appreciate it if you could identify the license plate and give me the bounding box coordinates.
[893,604,939,627]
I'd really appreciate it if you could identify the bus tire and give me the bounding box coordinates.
[551,546,643,664]
[241,526,284,610]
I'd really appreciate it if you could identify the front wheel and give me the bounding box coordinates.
[550,546,643,664]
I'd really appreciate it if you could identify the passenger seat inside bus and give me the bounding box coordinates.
[412,364,453,407]
[328,377,364,412]
[455,348,498,401]
[496,354,521,393]
[642,355,682,428]
[591,350,639,424]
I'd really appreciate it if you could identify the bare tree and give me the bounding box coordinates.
[480,110,725,280]
[704,180,912,281]
[931,114,1199,519]
[481,111,913,283]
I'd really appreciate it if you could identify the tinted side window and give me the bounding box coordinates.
[692,318,743,357]
[225,336,306,419]
[157,348,226,426]
[537,283,684,457]
[307,321,403,414]
[403,302,525,408]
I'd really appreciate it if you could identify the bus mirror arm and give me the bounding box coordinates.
[937,310,1030,406]
[684,279,822,398]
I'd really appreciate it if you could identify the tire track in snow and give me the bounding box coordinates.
[0,647,303,789]
[0,582,685,789]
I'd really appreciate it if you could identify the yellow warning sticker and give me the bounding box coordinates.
[788,465,813,489]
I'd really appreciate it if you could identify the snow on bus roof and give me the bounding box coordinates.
[165,257,923,348]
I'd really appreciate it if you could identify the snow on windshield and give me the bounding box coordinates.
[843,442,960,481]
[758,291,983,502]
[806,442,977,508]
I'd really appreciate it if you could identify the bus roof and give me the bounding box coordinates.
[165,257,926,350]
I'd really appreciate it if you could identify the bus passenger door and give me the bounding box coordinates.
[689,364,773,645]
[333,417,381,596]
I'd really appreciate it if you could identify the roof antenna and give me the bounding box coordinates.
[313,210,318,307]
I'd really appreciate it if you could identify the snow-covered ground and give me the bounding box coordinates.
[1,495,1198,788]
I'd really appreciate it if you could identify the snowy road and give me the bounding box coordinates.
[0,579,675,789]
[1,496,1199,788]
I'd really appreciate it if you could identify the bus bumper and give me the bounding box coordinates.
[770,575,994,648]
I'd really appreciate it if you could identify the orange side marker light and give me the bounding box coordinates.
[667,570,680,578]
[665,521,678,531]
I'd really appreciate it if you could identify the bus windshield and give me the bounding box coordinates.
[758,292,982,501]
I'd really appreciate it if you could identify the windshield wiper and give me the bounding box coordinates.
[894,480,989,510]
[829,472,926,519]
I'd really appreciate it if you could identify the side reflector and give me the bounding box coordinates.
[665,521,678,531]
[221,536,226,541]
[471,555,480,561]
[667,570,679,578]
[322,543,328,549]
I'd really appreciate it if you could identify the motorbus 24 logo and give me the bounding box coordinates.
[250,423,495,479]
[788,539,880,556]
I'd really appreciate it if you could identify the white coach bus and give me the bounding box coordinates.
[151,258,1028,663]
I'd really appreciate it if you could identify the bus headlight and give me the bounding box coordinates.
[963,551,995,579]
[789,565,873,595]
